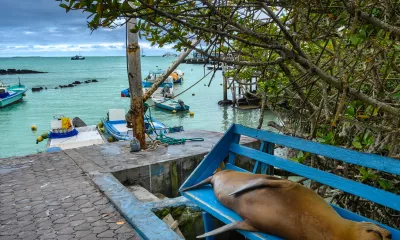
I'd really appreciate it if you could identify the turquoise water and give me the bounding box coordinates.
[0,56,276,158]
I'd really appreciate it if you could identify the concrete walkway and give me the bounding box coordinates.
[0,130,257,240]
[0,151,139,240]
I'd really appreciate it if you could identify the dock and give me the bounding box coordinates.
[0,130,258,240]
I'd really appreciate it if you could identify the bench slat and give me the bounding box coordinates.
[233,125,400,175]
[229,143,400,211]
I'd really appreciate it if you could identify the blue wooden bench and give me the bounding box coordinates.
[179,124,400,240]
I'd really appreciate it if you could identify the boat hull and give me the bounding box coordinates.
[46,125,105,151]
[0,85,27,108]
[152,96,190,111]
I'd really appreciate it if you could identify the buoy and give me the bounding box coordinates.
[192,93,195,96]
[172,110,177,113]
[41,132,49,139]
[31,125,37,131]
[98,122,103,128]
[36,136,43,144]
[108,136,114,142]
[190,112,194,116]
[100,128,105,133]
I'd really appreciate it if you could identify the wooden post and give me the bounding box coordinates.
[143,39,200,101]
[127,18,146,149]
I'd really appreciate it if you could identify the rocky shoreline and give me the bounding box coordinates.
[31,79,99,92]
[0,69,47,75]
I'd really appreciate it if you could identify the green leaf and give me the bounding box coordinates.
[359,167,367,175]
[297,151,304,159]
[352,141,362,149]
[346,105,355,116]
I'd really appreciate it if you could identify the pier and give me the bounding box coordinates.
[0,130,258,240]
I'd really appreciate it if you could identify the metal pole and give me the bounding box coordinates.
[127,18,146,149]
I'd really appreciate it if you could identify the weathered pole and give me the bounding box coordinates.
[143,39,200,101]
[126,18,146,149]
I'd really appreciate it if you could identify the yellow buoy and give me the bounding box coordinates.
[172,110,177,113]
[31,125,37,131]
[100,128,105,133]
[37,136,43,142]
[41,132,49,139]
[98,122,103,128]
[108,136,114,142]
[190,112,194,116]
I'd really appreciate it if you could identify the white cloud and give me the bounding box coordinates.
[23,31,35,35]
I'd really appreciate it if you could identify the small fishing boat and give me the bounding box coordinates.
[151,96,190,112]
[71,55,85,60]
[0,81,28,108]
[100,109,179,141]
[45,116,106,152]
[121,69,174,98]
[170,70,184,84]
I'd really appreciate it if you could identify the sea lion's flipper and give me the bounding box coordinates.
[180,176,213,192]
[229,178,292,196]
[196,221,258,238]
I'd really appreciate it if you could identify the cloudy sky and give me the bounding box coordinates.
[0,0,176,57]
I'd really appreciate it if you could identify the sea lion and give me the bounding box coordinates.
[181,170,392,240]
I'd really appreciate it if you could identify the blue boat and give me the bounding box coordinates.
[0,82,28,108]
[121,69,174,98]
[100,109,181,141]
[151,96,190,111]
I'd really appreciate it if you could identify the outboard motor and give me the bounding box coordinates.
[178,99,186,110]
[162,84,171,98]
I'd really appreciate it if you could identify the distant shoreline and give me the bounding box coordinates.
[0,69,48,75]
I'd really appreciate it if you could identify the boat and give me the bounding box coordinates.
[0,81,28,108]
[100,109,182,141]
[71,55,85,60]
[162,52,178,57]
[170,70,184,84]
[141,49,145,57]
[121,69,174,98]
[45,116,106,152]
[151,96,190,112]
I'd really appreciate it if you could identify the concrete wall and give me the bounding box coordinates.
[112,141,260,198]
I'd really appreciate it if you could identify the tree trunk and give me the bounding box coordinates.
[127,18,146,149]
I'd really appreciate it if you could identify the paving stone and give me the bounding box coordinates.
[73,222,92,231]
[57,234,75,240]
[0,149,139,240]
[97,230,116,238]
[75,230,92,238]
[69,220,86,227]
[57,227,75,235]
[92,226,110,234]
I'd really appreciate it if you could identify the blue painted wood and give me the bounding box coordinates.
[179,125,236,191]
[266,143,275,175]
[227,133,241,165]
[229,143,400,211]
[252,142,265,173]
[260,143,269,174]
[92,173,182,240]
[181,188,282,240]
[202,212,216,240]
[224,163,248,172]
[233,124,400,175]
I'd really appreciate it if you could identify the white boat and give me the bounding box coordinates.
[46,117,105,152]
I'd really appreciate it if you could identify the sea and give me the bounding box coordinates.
[0,56,276,158]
